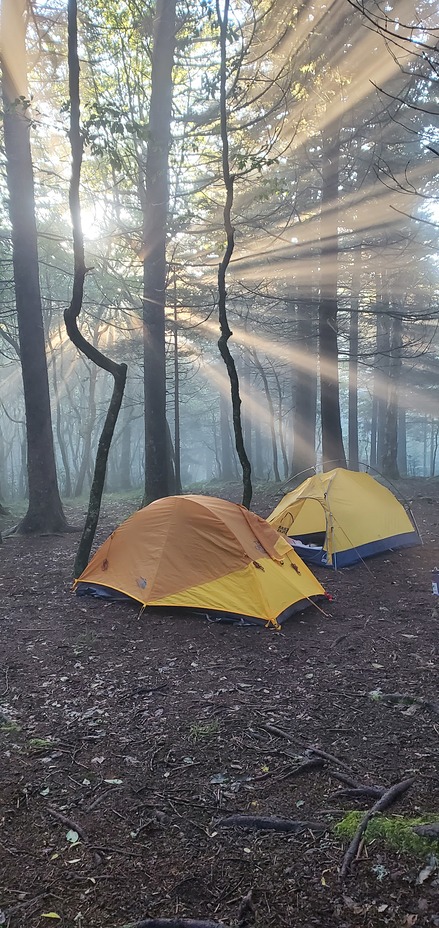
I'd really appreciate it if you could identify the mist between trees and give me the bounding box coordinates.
[0,0,438,524]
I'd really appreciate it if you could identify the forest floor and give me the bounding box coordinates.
[1,479,439,928]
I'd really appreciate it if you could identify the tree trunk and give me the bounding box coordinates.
[348,250,360,471]
[1,0,68,533]
[252,351,280,482]
[397,404,407,477]
[382,313,401,480]
[142,0,176,503]
[318,119,346,471]
[216,0,252,509]
[220,391,234,480]
[291,301,317,475]
[74,363,98,497]
[65,0,127,576]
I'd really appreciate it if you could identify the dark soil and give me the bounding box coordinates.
[1,480,439,928]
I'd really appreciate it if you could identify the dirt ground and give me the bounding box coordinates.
[1,480,439,928]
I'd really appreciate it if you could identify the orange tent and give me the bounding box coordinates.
[75,495,325,628]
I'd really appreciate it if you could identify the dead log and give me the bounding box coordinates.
[340,777,415,879]
[218,814,327,834]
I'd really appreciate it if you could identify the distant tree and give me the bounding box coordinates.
[0,0,68,533]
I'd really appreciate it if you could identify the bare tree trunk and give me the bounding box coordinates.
[348,250,360,471]
[397,404,407,476]
[291,300,317,475]
[142,0,176,503]
[1,0,68,533]
[73,363,98,497]
[216,0,252,508]
[65,0,127,576]
[319,119,346,471]
[382,313,401,479]
[272,367,289,479]
[252,351,280,482]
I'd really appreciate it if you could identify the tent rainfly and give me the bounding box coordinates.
[268,468,421,568]
[75,495,326,627]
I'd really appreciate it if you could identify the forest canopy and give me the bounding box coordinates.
[0,0,438,515]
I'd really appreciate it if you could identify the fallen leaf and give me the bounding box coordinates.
[417,855,437,884]
[41,914,61,920]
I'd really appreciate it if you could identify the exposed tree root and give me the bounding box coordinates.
[340,777,415,879]
[219,814,327,834]
[328,786,385,801]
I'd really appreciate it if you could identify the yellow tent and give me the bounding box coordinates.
[75,495,325,627]
[268,468,421,568]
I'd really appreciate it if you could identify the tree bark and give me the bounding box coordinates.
[142,0,177,503]
[1,0,68,533]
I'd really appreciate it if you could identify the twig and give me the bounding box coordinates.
[258,722,299,741]
[340,777,415,879]
[47,806,87,842]
[218,814,327,834]
[307,746,353,772]
[47,805,102,865]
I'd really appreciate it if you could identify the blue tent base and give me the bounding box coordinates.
[76,583,321,627]
[290,530,421,569]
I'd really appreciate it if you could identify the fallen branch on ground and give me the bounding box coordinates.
[47,806,102,865]
[218,814,327,834]
[340,777,415,879]
[47,806,87,842]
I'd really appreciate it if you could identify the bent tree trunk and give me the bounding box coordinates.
[65,0,127,577]
[1,0,68,533]
[216,0,252,509]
